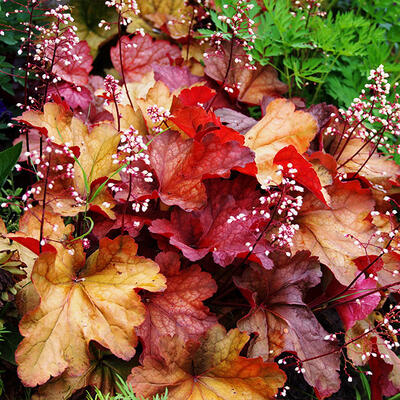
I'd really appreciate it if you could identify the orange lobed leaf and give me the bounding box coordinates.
[16,102,120,217]
[7,206,75,316]
[292,179,377,285]
[128,324,286,400]
[244,99,318,185]
[137,251,217,359]
[16,236,166,387]
[32,358,115,400]
[124,0,194,39]
[102,72,172,135]
[333,137,400,185]
[136,80,174,130]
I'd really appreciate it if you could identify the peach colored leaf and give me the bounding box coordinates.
[110,34,181,82]
[137,251,217,359]
[379,251,400,288]
[333,137,400,185]
[16,236,166,387]
[6,205,72,273]
[234,251,341,399]
[148,130,254,211]
[204,42,287,105]
[136,80,174,130]
[128,325,286,400]
[12,205,74,246]
[292,179,377,285]
[101,72,154,133]
[244,99,318,185]
[32,358,115,400]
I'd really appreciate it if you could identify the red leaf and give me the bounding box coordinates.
[170,101,245,144]
[92,214,147,239]
[114,166,158,203]
[150,176,274,269]
[148,130,254,211]
[48,35,93,86]
[110,34,181,82]
[178,86,216,107]
[353,255,384,276]
[11,237,56,255]
[273,145,328,206]
[137,251,217,359]
[326,276,381,330]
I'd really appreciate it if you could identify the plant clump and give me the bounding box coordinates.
[0,0,399,399]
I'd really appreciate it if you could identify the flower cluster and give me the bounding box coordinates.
[104,74,122,103]
[202,0,256,68]
[326,65,400,158]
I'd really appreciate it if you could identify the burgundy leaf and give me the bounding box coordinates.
[152,64,204,92]
[150,176,273,269]
[235,251,341,399]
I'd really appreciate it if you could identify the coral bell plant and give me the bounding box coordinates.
[0,0,400,399]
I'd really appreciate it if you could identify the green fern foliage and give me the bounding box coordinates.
[199,0,400,105]
[86,375,168,400]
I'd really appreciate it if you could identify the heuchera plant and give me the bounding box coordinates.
[0,0,400,399]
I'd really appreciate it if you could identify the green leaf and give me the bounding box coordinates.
[0,142,22,188]
[358,368,371,400]
[387,24,400,43]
